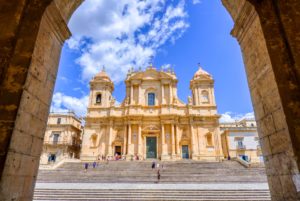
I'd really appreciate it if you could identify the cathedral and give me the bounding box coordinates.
[81,65,222,161]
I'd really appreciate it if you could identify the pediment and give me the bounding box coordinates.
[128,70,174,81]
[142,125,160,132]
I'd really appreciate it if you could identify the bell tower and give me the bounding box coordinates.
[89,67,114,108]
[190,64,216,106]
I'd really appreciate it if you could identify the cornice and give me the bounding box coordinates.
[44,2,71,44]
[231,2,257,44]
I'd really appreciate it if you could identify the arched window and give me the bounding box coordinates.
[201,90,209,103]
[148,93,155,106]
[206,133,213,147]
[96,94,102,104]
[91,134,98,147]
[53,133,60,145]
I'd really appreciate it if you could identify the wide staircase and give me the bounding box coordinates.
[34,160,270,200]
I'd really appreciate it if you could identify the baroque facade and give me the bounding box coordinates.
[81,65,222,161]
[220,118,263,163]
[40,112,82,164]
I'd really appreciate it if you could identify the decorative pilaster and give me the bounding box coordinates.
[169,84,173,104]
[171,124,176,159]
[123,124,127,155]
[190,122,197,160]
[161,84,165,104]
[130,85,134,105]
[161,124,167,159]
[107,122,113,157]
[175,125,180,158]
[137,124,142,157]
[127,124,133,159]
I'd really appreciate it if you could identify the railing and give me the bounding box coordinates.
[44,141,74,146]
[220,127,257,131]
[236,145,246,150]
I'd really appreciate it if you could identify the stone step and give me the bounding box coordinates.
[33,189,271,201]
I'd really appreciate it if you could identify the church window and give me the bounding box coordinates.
[57,118,61,124]
[148,93,155,106]
[53,134,60,144]
[235,137,245,149]
[96,94,102,104]
[201,90,209,103]
[206,133,213,147]
[91,134,97,147]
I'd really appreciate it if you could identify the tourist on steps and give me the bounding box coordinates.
[152,161,156,170]
[92,161,96,168]
[84,163,89,172]
[157,170,161,183]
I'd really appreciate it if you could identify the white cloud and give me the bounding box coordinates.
[50,92,89,117]
[219,112,255,123]
[67,0,189,83]
[161,64,172,69]
[192,0,202,5]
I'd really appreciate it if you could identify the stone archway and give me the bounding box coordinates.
[0,0,299,200]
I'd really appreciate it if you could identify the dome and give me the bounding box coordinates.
[193,65,212,80]
[94,67,112,82]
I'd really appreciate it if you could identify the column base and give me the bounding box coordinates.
[161,154,172,161]
[126,154,134,161]
[171,154,178,160]
[192,155,199,160]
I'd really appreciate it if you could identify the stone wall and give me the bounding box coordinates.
[222,0,300,200]
[0,1,82,200]
[0,0,299,200]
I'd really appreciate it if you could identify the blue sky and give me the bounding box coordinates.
[51,0,254,122]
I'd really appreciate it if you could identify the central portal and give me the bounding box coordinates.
[146,137,157,159]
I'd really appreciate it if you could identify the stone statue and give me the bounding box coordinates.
[188,96,193,105]
[124,96,129,105]
[173,97,178,104]
[110,97,116,106]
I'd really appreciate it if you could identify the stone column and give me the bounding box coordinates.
[161,84,165,104]
[196,88,200,105]
[169,84,173,104]
[211,88,216,105]
[138,124,142,158]
[130,85,134,105]
[127,124,132,159]
[223,1,300,200]
[107,122,113,157]
[123,124,127,155]
[0,1,83,200]
[137,85,140,105]
[161,124,167,159]
[190,123,196,160]
[171,124,176,159]
[175,125,180,156]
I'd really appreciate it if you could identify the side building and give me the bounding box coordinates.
[220,118,263,163]
[40,112,83,164]
[81,65,222,161]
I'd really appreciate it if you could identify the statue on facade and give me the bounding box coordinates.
[110,97,116,106]
[188,96,193,105]
[124,96,129,105]
[173,97,178,104]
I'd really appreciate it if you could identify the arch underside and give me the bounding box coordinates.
[0,0,300,200]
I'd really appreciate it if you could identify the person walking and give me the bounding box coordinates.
[151,161,156,170]
[84,163,89,172]
[157,170,161,183]
[156,163,160,169]
[92,161,96,168]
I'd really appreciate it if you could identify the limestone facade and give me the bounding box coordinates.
[81,65,222,161]
[220,118,263,163]
[40,112,82,165]
[1,0,300,200]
